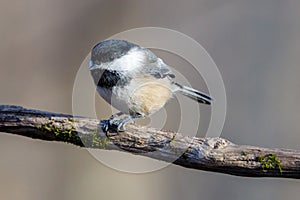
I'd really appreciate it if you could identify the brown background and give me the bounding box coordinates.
[1,0,300,200]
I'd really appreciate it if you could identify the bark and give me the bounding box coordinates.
[0,105,299,179]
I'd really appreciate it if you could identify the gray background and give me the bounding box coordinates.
[1,0,300,199]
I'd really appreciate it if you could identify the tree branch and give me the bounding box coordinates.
[0,105,299,179]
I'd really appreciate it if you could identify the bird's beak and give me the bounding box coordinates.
[89,60,96,70]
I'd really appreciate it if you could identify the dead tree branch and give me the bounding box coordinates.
[0,105,299,179]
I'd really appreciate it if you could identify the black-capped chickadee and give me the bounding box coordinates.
[89,39,212,131]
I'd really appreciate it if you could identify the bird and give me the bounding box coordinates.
[89,39,212,132]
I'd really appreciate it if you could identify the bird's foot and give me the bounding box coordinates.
[101,114,134,133]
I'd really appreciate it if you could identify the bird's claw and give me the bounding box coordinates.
[101,114,134,133]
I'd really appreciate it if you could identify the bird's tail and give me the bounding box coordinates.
[173,83,212,105]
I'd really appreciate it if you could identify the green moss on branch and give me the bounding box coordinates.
[256,154,283,174]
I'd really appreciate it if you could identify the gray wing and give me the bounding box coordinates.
[141,47,175,79]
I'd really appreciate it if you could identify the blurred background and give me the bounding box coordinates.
[1,0,300,199]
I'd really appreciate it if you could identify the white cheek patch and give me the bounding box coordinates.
[105,47,145,71]
[89,48,146,72]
